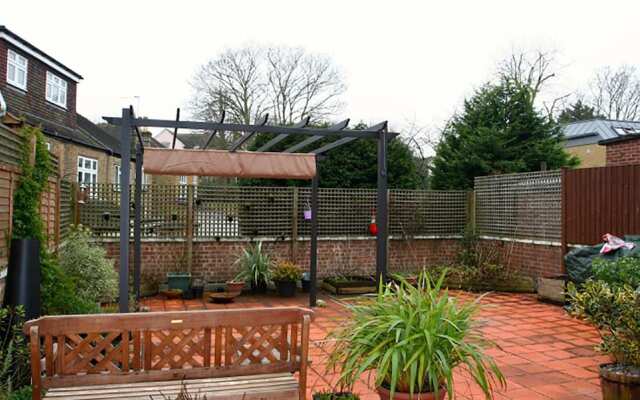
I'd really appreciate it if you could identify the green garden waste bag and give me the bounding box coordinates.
[565,235,640,283]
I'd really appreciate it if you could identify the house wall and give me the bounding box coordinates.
[565,144,606,168]
[606,137,640,166]
[0,39,78,128]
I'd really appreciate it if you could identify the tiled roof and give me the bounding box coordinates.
[563,119,640,147]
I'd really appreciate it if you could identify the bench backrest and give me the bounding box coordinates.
[24,307,312,393]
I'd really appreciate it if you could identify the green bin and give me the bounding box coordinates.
[167,272,192,292]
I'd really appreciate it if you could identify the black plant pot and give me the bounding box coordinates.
[301,279,311,293]
[182,288,194,300]
[192,286,204,299]
[251,281,268,294]
[5,239,41,320]
[276,280,297,297]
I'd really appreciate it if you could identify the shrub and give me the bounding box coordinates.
[591,256,640,288]
[59,225,118,304]
[234,242,272,287]
[41,252,98,315]
[271,261,302,282]
[0,308,30,397]
[568,280,640,367]
[313,391,360,400]
[327,271,504,399]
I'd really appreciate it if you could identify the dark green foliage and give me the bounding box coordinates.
[6,386,32,400]
[243,123,421,189]
[11,125,51,240]
[591,257,640,288]
[313,391,360,400]
[0,308,30,396]
[558,100,604,123]
[431,80,579,190]
[40,253,99,316]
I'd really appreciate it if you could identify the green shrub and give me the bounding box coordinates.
[59,225,118,304]
[568,280,640,367]
[234,242,272,287]
[313,391,360,400]
[0,308,30,397]
[41,253,99,315]
[591,257,640,288]
[271,261,302,282]
[327,271,504,399]
[5,386,31,400]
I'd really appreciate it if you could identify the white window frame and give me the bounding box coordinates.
[7,49,28,90]
[45,71,67,108]
[179,175,188,185]
[77,156,98,186]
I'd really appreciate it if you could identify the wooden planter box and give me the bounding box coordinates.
[537,275,567,304]
[322,276,376,295]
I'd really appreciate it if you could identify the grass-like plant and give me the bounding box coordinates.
[327,270,505,399]
[234,241,272,288]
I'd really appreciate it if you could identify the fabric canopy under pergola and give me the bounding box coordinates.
[144,148,316,179]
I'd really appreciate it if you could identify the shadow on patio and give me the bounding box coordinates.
[142,291,606,400]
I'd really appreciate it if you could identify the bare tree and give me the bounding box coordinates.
[589,65,640,120]
[265,47,346,124]
[497,49,557,102]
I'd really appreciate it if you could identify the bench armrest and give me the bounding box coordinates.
[29,325,42,400]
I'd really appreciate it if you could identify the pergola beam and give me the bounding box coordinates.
[229,114,269,152]
[256,117,310,152]
[284,119,350,153]
[310,121,387,154]
[102,116,397,140]
[171,108,181,149]
[203,111,226,149]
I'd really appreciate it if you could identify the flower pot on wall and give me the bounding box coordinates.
[4,239,41,320]
[275,280,297,297]
[600,363,640,400]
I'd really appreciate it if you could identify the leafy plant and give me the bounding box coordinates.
[0,308,30,397]
[271,261,302,282]
[591,257,640,289]
[234,242,272,287]
[40,252,99,315]
[313,391,360,400]
[154,380,207,399]
[568,280,640,367]
[327,270,505,399]
[59,225,118,304]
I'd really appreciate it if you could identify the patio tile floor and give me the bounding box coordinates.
[143,291,606,400]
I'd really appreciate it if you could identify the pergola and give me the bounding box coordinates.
[104,107,398,312]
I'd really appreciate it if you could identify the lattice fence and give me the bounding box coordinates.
[475,170,561,242]
[59,180,73,239]
[79,184,468,239]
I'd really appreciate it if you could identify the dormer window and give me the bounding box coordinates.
[45,71,67,108]
[7,49,28,90]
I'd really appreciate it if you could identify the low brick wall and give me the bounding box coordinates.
[102,237,462,282]
[100,236,563,283]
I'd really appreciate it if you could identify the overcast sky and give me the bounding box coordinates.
[3,0,640,145]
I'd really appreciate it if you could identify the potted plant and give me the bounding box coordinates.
[225,280,245,294]
[327,271,505,400]
[313,390,360,399]
[568,279,640,399]
[272,261,302,297]
[234,241,272,293]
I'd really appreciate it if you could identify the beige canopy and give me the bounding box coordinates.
[143,148,317,179]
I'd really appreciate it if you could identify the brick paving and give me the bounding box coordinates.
[143,291,606,400]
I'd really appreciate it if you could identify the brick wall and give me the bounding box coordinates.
[605,137,640,166]
[0,40,77,129]
[478,239,563,278]
[101,238,463,282]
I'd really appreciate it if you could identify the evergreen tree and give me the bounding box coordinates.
[431,80,579,190]
[558,100,604,123]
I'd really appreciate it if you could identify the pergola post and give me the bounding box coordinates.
[309,160,319,307]
[134,141,143,302]
[376,130,388,285]
[118,108,131,313]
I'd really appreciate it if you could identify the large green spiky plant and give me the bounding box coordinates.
[234,241,273,287]
[327,271,505,399]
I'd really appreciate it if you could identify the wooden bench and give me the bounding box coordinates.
[24,307,312,400]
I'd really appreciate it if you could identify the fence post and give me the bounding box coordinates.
[186,183,194,273]
[291,187,299,262]
[466,190,476,234]
[560,168,568,274]
[54,177,61,248]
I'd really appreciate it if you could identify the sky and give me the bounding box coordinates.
[3,0,640,149]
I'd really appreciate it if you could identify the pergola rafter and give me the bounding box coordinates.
[104,107,396,313]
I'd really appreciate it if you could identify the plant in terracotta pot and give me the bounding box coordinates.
[568,279,640,400]
[327,271,505,400]
[272,261,302,297]
[234,241,272,293]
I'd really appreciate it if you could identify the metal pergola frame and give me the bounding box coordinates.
[104,107,397,313]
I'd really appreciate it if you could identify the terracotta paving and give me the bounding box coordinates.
[143,291,606,400]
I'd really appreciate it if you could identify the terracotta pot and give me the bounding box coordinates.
[226,281,245,293]
[600,363,640,400]
[377,386,446,400]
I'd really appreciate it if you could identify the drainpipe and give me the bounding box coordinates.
[0,89,6,118]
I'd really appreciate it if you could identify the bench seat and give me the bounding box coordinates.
[43,373,299,400]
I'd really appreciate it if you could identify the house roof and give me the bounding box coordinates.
[177,133,207,149]
[0,26,83,82]
[599,133,640,145]
[563,119,640,147]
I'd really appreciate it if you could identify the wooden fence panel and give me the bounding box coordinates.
[565,165,640,245]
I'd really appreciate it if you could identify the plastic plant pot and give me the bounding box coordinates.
[275,280,297,297]
[167,272,192,293]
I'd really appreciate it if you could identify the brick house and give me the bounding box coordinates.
[599,134,640,166]
[0,25,140,186]
[563,119,640,168]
